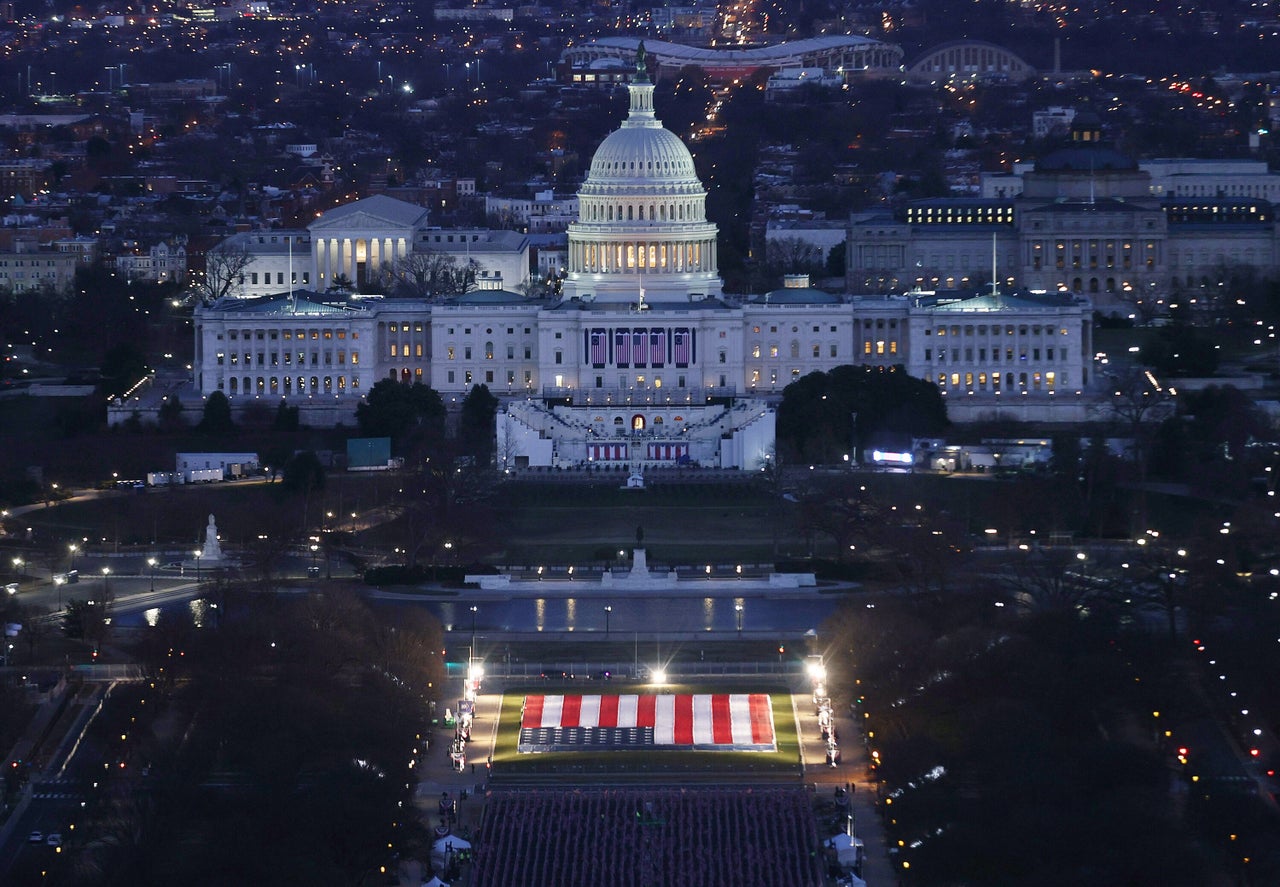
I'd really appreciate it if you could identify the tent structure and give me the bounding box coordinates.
[824,832,865,869]
[429,834,472,871]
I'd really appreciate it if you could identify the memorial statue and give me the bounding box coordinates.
[202,513,223,562]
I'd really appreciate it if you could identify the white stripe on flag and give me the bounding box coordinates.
[729,694,753,745]
[579,695,601,728]
[692,694,714,745]
[540,695,563,729]
[732,691,747,742]
[654,694,676,745]
[617,694,638,729]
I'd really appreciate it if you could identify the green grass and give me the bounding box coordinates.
[488,681,802,781]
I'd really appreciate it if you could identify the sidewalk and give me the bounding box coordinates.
[410,678,498,885]
[796,693,898,886]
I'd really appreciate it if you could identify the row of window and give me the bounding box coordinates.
[444,344,534,361]
[936,370,1063,391]
[443,369,534,386]
[582,201,699,223]
[926,347,1068,362]
[928,325,1069,337]
[223,375,360,394]
[226,329,355,341]
[217,350,360,367]
[240,272,311,286]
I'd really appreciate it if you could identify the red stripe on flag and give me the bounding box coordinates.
[711,695,734,745]
[598,695,620,728]
[637,694,657,728]
[674,695,694,745]
[560,694,582,728]
[749,694,773,745]
[522,695,544,730]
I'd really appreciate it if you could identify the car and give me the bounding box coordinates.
[27,830,43,843]
[46,833,62,847]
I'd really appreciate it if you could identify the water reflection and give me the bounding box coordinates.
[447,595,835,636]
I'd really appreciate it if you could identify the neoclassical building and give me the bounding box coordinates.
[847,114,1280,311]
[210,198,530,299]
[190,51,1099,456]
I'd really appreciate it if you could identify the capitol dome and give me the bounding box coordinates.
[587,123,699,182]
[560,43,723,304]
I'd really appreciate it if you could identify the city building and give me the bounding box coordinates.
[561,36,904,85]
[211,198,530,299]
[189,49,1099,443]
[848,113,1280,312]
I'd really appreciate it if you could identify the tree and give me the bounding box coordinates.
[765,236,825,276]
[799,478,886,561]
[157,396,186,431]
[197,390,235,435]
[196,241,254,303]
[776,365,948,463]
[281,450,326,495]
[273,400,300,432]
[459,384,499,466]
[355,379,445,444]
[379,251,480,298]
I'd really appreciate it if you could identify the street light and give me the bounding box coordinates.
[12,557,23,579]
[193,550,202,584]
[605,605,612,637]
[735,603,744,636]
[148,557,157,593]
[101,566,111,605]
[469,605,479,680]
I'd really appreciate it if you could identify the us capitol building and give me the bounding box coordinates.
[189,49,1095,468]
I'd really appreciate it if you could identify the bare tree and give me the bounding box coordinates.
[1094,364,1177,529]
[765,236,825,276]
[195,240,255,303]
[380,250,481,299]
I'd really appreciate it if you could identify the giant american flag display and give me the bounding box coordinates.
[518,693,776,753]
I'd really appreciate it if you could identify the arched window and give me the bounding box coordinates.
[631,414,645,431]
[229,377,238,393]
[485,341,494,360]
[627,205,633,221]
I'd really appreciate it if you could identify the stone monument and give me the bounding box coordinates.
[201,513,224,562]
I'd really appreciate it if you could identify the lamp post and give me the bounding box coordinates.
[193,550,202,585]
[12,557,23,580]
[148,557,157,593]
[101,566,111,607]
[309,543,318,577]
[735,603,743,637]
[469,605,478,679]
[604,605,612,637]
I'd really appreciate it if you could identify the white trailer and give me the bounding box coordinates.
[184,468,223,483]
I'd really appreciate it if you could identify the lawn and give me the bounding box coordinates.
[488,681,802,781]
